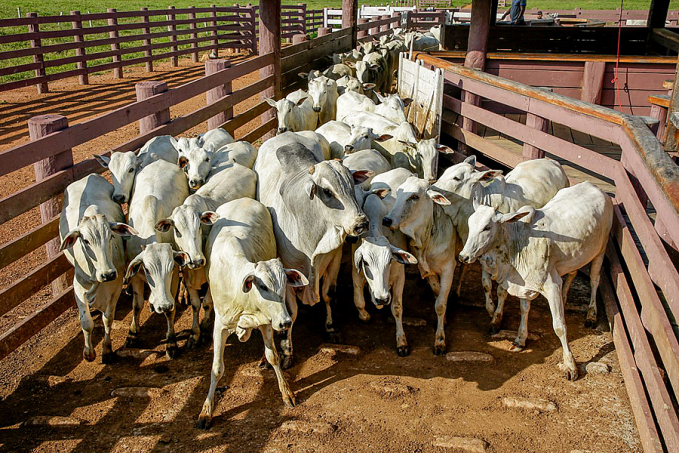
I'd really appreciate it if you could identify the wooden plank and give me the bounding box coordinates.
[0,254,72,318]
[600,275,664,453]
[0,287,74,362]
[223,101,269,137]
[243,117,277,143]
[0,53,274,177]
[648,94,671,108]
[606,242,679,451]
[442,118,524,168]
[581,61,606,104]
[0,216,59,269]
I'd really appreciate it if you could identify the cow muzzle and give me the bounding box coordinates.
[188,258,205,269]
[382,217,397,229]
[98,270,118,282]
[277,127,288,134]
[189,179,204,190]
[274,317,293,332]
[374,295,391,308]
[313,106,322,113]
[154,300,174,314]
[458,253,473,264]
[112,194,127,204]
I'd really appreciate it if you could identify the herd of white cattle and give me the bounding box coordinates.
[58,28,613,429]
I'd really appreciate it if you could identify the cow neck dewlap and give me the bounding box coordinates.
[498,220,550,292]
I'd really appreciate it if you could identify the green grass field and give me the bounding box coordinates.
[1,0,678,85]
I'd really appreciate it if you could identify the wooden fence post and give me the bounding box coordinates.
[293,34,308,44]
[247,4,258,54]
[357,18,369,39]
[581,61,606,105]
[260,0,281,141]
[210,5,219,58]
[141,7,153,72]
[406,10,413,29]
[299,3,307,35]
[107,9,123,79]
[392,11,401,28]
[27,13,48,94]
[29,115,73,294]
[343,0,358,48]
[522,113,548,160]
[136,82,171,134]
[205,59,232,130]
[70,11,88,85]
[380,15,390,32]
[168,6,179,67]
[189,6,199,62]
[318,27,331,36]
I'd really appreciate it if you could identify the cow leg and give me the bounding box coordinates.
[586,250,606,328]
[455,263,467,298]
[197,323,230,430]
[177,274,188,305]
[433,264,455,356]
[511,298,531,352]
[125,276,145,348]
[489,284,508,335]
[74,278,96,362]
[200,289,215,344]
[544,271,578,380]
[426,274,440,297]
[322,251,342,343]
[562,271,577,306]
[187,285,202,349]
[260,324,295,408]
[392,266,409,357]
[101,282,122,364]
[164,308,178,359]
[482,269,495,318]
[352,263,370,322]
[279,288,298,369]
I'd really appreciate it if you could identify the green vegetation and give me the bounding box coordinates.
[1,0,677,84]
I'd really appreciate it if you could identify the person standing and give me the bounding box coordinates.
[500,0,527,25]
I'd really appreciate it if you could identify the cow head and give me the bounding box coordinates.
[458,204,533,264]
[344,126,391,154]
[61,212,137,282]
[266,97,308,134]
[374,93,412,123]
[308,76,337,114]
[354,60,379,85]
[155,205,218,270]
[178,144,215,190]
[399,138,447,184]
[95,151,142,204]
[383,176,450,231]
[240,259,308,331]
[436,155,503,203]
[125,243,189,314]
[354,236,416,308]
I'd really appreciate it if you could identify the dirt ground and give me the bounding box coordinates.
[0,57,640,452]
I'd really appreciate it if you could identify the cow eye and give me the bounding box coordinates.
[205,158,210,162]
[483,225,491,231]
[82,239,90,246]
[453,176,461,182]
[128,168,134,173]
[411,195,419,201]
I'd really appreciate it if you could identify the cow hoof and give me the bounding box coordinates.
[358,313,371,323]
[584,319,596,329]
[283,395,296,408]
[187,337,199,350]
[125,336,140,348]
[432,345,446,356]
[397,345,411,357]
[101,351,117,364]
[281,355,294,370]
[565,369,579,381]
[196,416,212,430]
[258,355,273,369]
[166,345,178,359]
[509,342,524,352]
[324,330,342,344]
[488,323,501,336]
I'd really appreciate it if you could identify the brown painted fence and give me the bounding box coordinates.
[417,52,679,452]
[0,26,363,363]
[357,14,402,43]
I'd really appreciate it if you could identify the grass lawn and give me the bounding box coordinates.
[1,0,678,84]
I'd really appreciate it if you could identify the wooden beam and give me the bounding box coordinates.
[342,0,358,48]
[648,0,670,30]
[259,0,281,141]
[581,61,606,105]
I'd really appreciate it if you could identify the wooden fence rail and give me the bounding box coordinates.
[417,52,679,452]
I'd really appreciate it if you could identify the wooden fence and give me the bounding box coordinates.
[0,25,362,363]
[417,52,679,452]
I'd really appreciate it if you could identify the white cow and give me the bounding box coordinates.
[214,141,258,169]
[60,174,137,363]
[125,159,190,358]
[254,132,370,367]
[176,128,235,156]
[315,121,391,159]
[94,135,179,204]
[459,182,613,380]
[404,31,439,51]
[352,168,417,356]
[266,89,317,134]
[343,149,392,204]
[337,91,411,125]
[384,176,459,355]
[353,56,389,94]
[308,76,339,126]
[336,76,375,96]
[155,162,257,347]
[435,156,569,331]
[196,198,308,429]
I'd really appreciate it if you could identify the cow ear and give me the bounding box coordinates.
[94,154,110,168]
[436,144,453,154]
[305,181,316,200]
[169,136,179,150]
[376,134,392,142]
[402,98,414,107]
[345,61,355,69]
[154,218,174,233]
[427,189,451,206]
[352,170,374,185]
[109,222,138,237]
[125,253,144,281]
[472,197,481,211]
[284,268,309,287]
[371,188,390,199]
[178,155,189,169]
[200,211,219,225]
[362,82,375,90]
[390,245,418,264]
[206,143,215,154]
[501,207,533,224]
[241,273,255,293]
[173,251,190,267]
[463,154,476,166]
[298,72,309,79]
[374,91,386,103]
[60,229,81,251]
[265,98,278,108]
[475,169,502,183]
[296,96,308,106]
[353,246,364,272]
